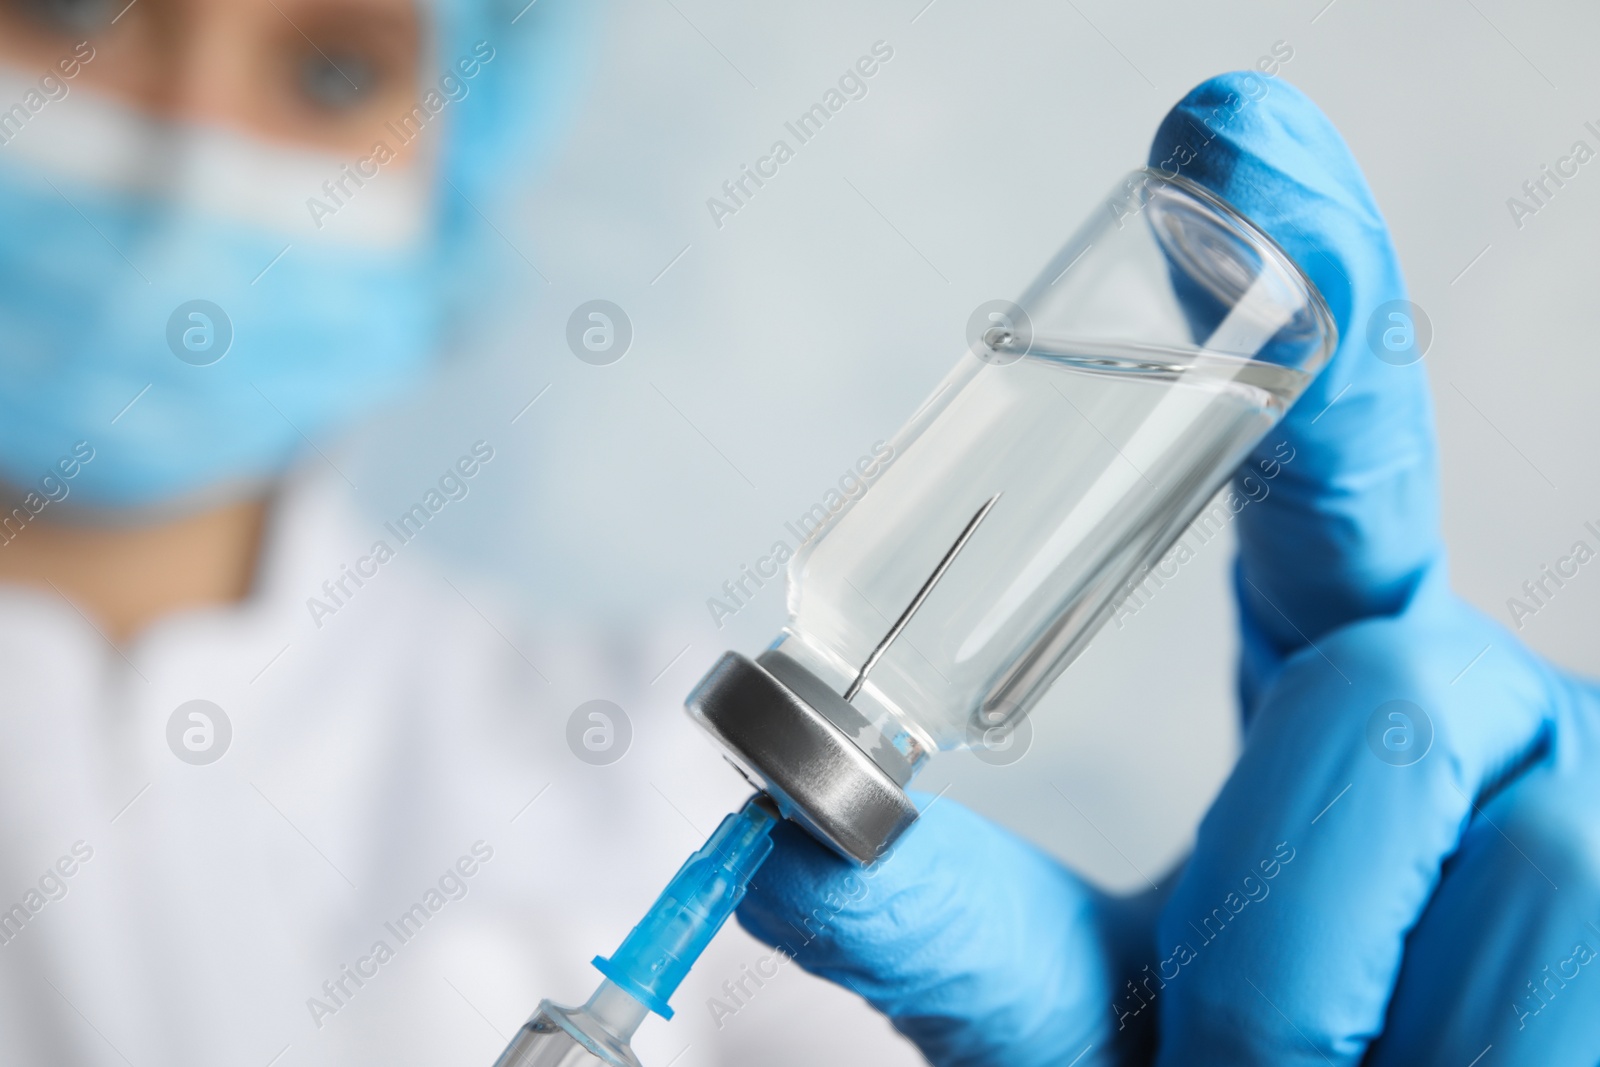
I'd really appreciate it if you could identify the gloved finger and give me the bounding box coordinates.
[1152,587,1561,1066]
[1366,674,1600,1066]
[1147,73,1441,704]
[738,795,1156,1067]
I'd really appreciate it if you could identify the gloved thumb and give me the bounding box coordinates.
[1149,72,1442,707]
[738,796,1154,1067]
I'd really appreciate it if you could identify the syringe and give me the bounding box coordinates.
[492,794,778,1067]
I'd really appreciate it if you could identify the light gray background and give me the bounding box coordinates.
[350,0,1600,1059]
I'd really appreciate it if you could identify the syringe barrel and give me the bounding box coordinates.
[492,1021,603,1067]
[492,999,644,1067]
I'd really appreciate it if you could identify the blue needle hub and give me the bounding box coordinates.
[592,794,778,1019]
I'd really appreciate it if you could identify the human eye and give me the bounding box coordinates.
[295,49,382,114]
[9,0,118,34]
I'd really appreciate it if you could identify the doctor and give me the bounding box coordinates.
[9,2,1593,1065]
[0,1,864,1064]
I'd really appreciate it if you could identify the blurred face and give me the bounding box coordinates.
[0,0,456,515]
[0,0,425,156]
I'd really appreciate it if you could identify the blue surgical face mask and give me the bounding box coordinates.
[0,0,588,514]
[0,66,443,511]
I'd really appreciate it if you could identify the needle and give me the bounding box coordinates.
[844,493,1002,702]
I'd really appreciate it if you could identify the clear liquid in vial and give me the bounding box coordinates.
[773,339,1310,776]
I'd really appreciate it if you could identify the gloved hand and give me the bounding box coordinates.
[738,796,1161,1066]
[739,69,1600,1067]
[1146,75,1600,1067]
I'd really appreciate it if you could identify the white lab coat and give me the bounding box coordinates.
[0,466,918,1066]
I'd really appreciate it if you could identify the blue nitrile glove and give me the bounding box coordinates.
[733,72,1411,1067]
[738,796,1160,1067]
[740,70,1600,1067]
[1145,74,1600,1065]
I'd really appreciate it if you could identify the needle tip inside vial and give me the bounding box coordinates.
[844,492,1002,702]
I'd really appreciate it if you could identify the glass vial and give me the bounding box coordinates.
[688,169,1335,863]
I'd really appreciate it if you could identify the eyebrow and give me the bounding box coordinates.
[270,0,421,44]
